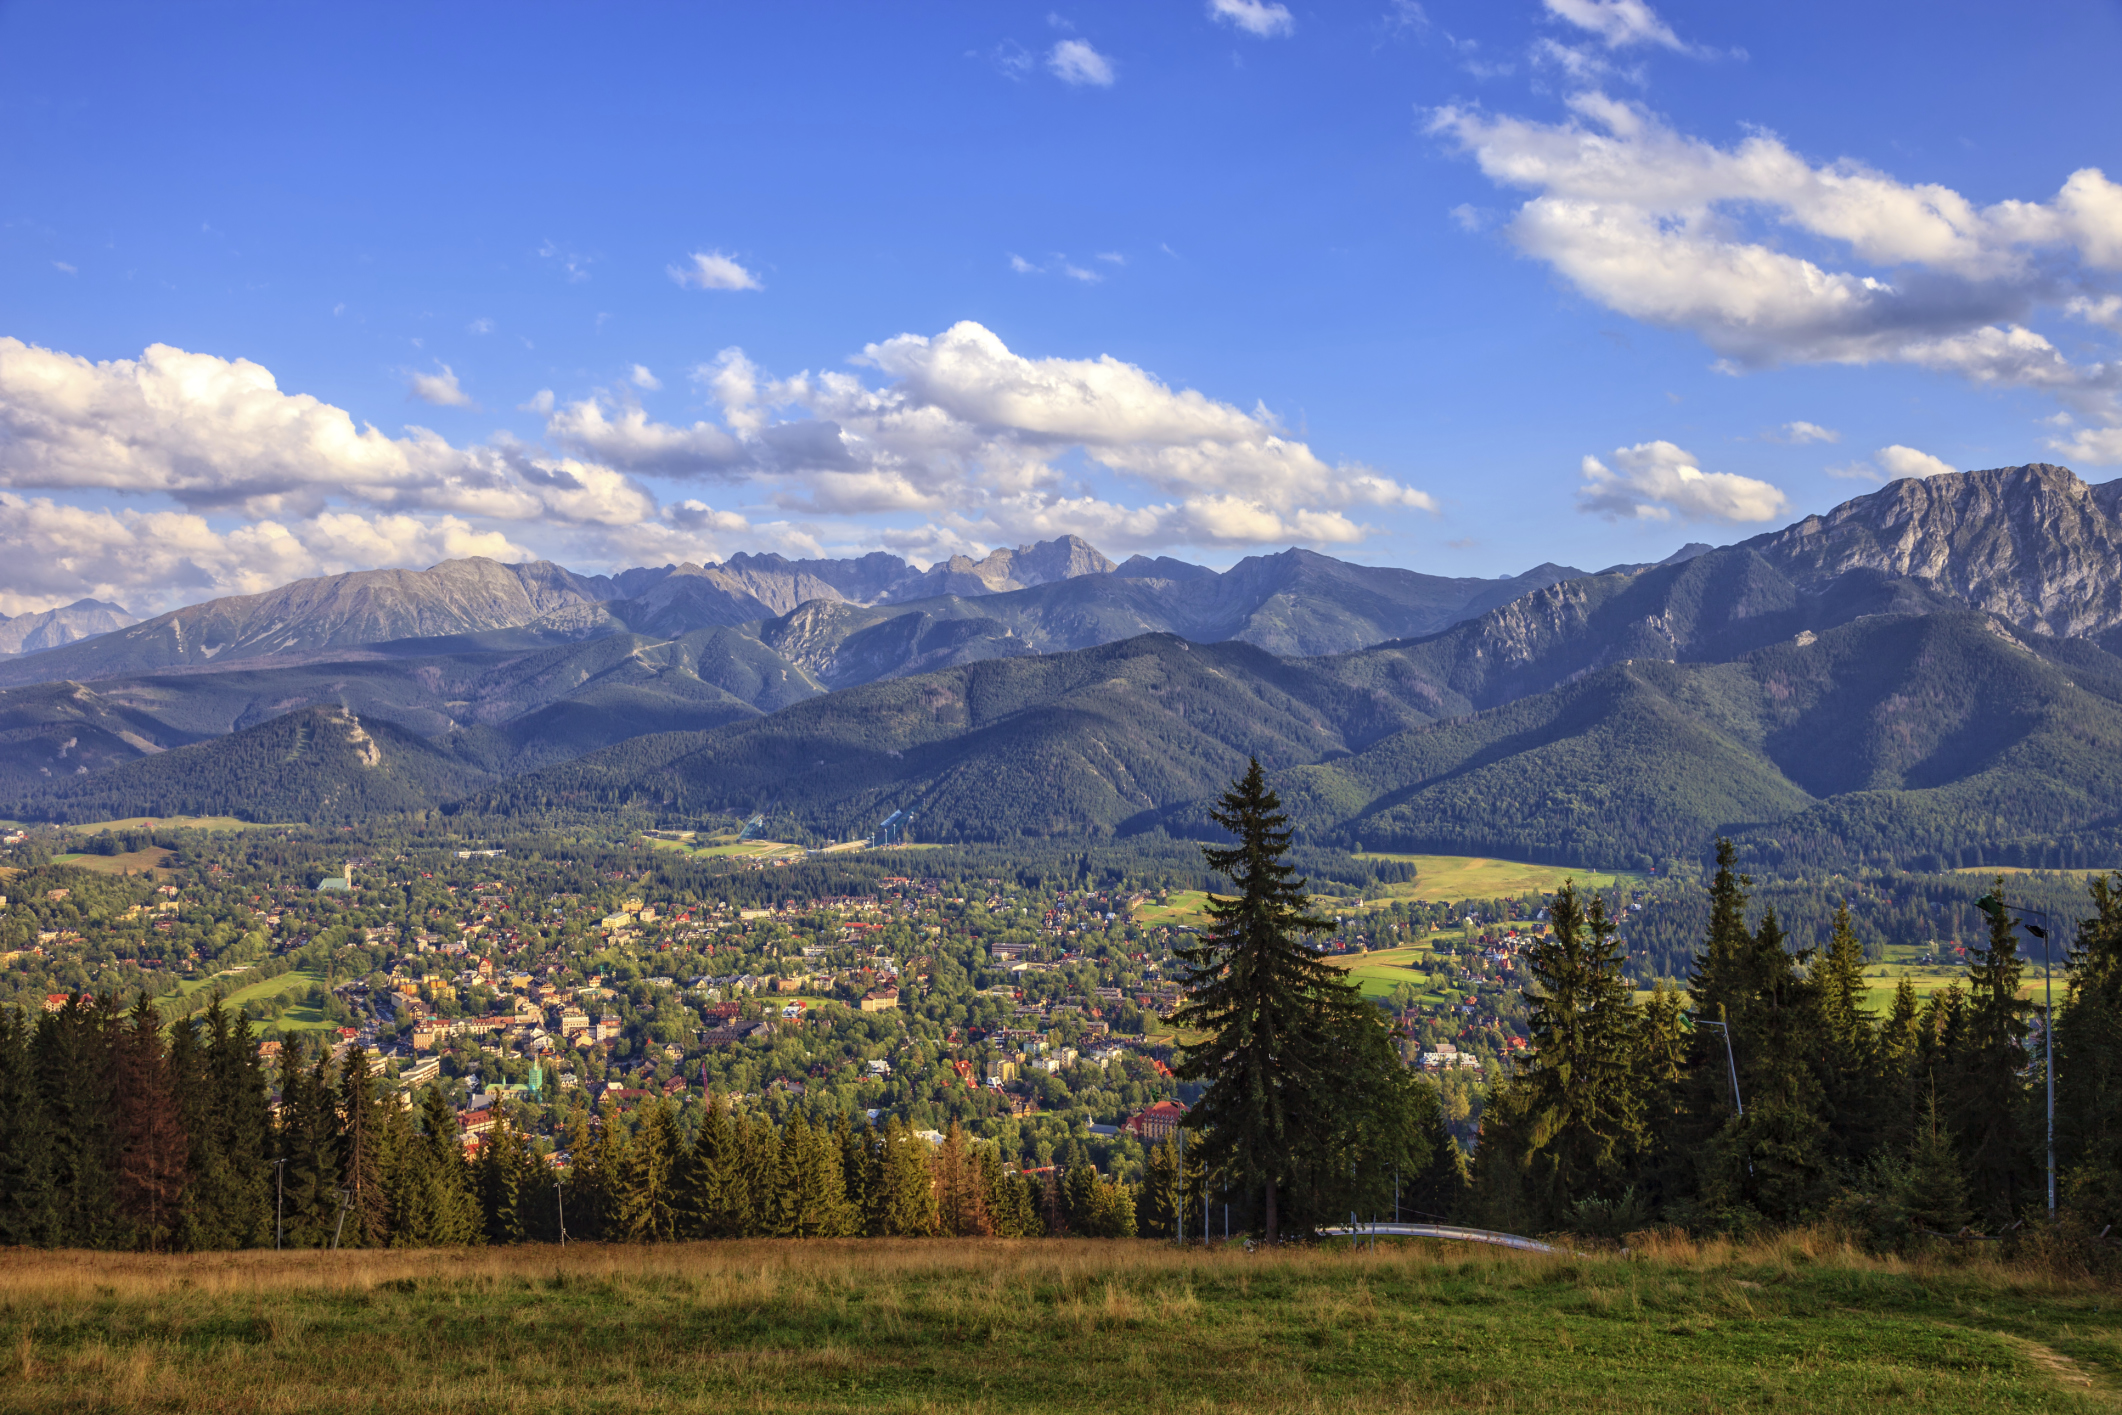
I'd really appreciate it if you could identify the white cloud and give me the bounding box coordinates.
[2069,293,2122,333]
[0,494,528,616]
[1049,38,1116,86]
[1096,251,1126,265]
[1773,421,1840,444]
[1578,440,1789,522]
[1876,444,1957,480]
[1544,0,1684,51]
[669,250,763,292]
[467,318,494,335]
[630,364,663,392]
[406,364,473,408]
[1824,461,1882,482]
[0,325,1430,608]
[1209,0,1294,39]
[1009,254,1039,274]
[52,261,77,275]
[2051,424,2122,464]
[1430,92,2122,435]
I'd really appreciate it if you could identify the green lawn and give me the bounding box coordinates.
[0,1234,2112,1412]
[1356,852,1645,902]
[49,846,176,878]
[169,963,333,1034]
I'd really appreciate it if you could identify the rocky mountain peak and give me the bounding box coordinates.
[1743,463,2122,641]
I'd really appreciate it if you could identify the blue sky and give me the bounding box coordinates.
[3,0,2120,614]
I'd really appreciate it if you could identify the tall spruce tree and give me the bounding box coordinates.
[113,995,187,1251]
[1173,758,1387,1243]
[1483,884,1642,1227]
[0,1005,56,1246]
[1954,882,2037,1225]
[336,1047,393,1246]
[2057,873,2122,1226]
[615,1098,684,1241]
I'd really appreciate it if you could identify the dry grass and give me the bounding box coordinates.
[0,1232,2115,1413]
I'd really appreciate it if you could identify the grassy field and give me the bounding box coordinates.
[68,815,279,833]
[1326,942,1447,1001]
[1356,853,1644,902]
[0,1234,2113,1413]
[167,964,332,1034]
[1860,943,2067,1017]
[48,846,175,879]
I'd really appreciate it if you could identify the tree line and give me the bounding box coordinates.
[1468,840,2122,1245]
[0,993,1154,1249]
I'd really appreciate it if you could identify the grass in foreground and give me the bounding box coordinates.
[0,1232,2115,1413]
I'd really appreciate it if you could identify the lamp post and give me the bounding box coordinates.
[1975,892,2060,1216]
[271,1158,286,1251]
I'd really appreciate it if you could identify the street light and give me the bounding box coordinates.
[1975,892,2061,1216]
[1689,1011,1743,1117]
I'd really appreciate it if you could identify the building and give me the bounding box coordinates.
[1122,1099,1189,1142]
[859,987,900,1013]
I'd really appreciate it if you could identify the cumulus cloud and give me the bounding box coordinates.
[0,325,1429,609]
[1431,91,2122,436]
[1209,0,1294,38]
[1772,421,1840,444]
[1049,38,1115,86]
[0,493,526,616]
[1544,0,1684,51]
[1876,444,1957,479]
[1578,440,1789,522]
[669,250,763,292]
[629,364,662,391]
[2051,424,2122,464]
[407,364,473,408]
[0,337,655,528]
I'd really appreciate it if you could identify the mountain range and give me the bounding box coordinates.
[7,462,2122,873]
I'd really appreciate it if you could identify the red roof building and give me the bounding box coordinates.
[1122,1099,1188,1141]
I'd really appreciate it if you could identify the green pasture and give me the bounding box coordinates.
[2,1235,2115,1413]
[168,963,333,1034]
[1355,851,1645,902]
[49,845,177,878]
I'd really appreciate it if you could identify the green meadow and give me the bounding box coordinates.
[0,1234,2114,1413]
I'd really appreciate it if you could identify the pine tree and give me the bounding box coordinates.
[210,1008,274,1246]
[2057,873,2122,1226]
[1954,882,2037,1225]
[276,1046,342,1247]
[1819,901,1879,1166]
[1486,883,1641,1227]
[1402,1083,1466,1223]
[874,1116,936,1236]
[392,1087,481,1247]
[1630,982,1690,1208]
[614,1098,683,1241]
[475,1111,534,1244]
[1140,1136,1184,1241]
[931,1123,990,1237]
[336,1047,392,1246]
[1172,758,1379,1243]
[32,993,123,1248]
[559,1106,614,1242]
[0,1005,57,1247]
[113,995,187,1251]
[1906,1091,1970,1235]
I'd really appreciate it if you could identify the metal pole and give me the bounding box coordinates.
[557,1179,567,1247]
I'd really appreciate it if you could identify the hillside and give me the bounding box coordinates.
[10,704,487,824]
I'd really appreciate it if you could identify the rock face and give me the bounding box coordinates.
[0,599,134,655]
[1742,463,2122,642]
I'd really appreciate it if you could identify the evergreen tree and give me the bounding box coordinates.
[1478,884,1640,1228]
[475,1111,535,1245]
[931,1123,990,1238]
[1172,759,1380,1243]
[1906,1090,1970,1235]
[559,1107,614,1242]
[1818,901,1880,1165]
[336,1047,393,1246]
[113,995,187,1251]
[210,1009,274,1246]
[1954,883,2037,1225]
[1402,1083,1467,1223]
[276,1046,342,1247]
[873,1116,936,1236]
[1629,982,1690,1209]
[0,1006,57,1246]
[2057,873,2122,1226]
[392,1087,481,1247]
[1140,1135,1184,1241]
[615,1098,684,1241]
[32,994,123,1248]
